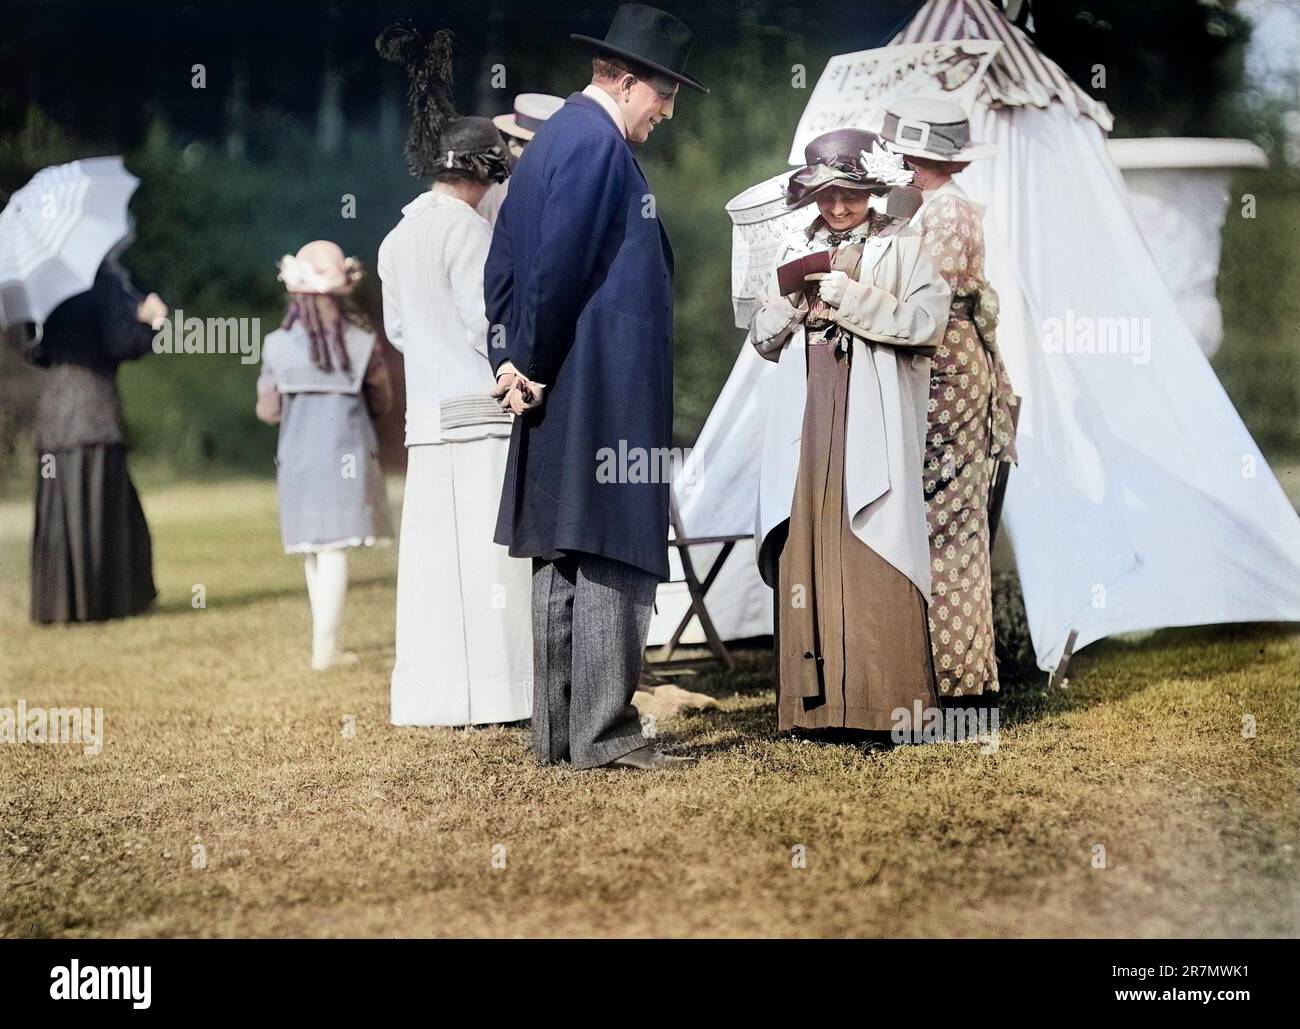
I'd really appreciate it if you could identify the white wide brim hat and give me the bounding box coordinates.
[493,93,565,141]
[880,97,997,163]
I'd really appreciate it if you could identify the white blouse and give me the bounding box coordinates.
[377,190,502,446]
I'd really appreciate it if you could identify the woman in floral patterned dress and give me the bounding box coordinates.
[881,98,1018,700]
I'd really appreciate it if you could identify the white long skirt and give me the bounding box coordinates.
[390,439,533,726]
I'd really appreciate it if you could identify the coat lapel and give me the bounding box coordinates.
[861,227,901,273]
[627,137,675,278]
[566,94,674,277]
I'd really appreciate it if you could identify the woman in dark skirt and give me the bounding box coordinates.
[24,252,167,623]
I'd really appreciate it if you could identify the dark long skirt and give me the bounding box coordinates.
[30,444,156,624]
[772,342,938,731]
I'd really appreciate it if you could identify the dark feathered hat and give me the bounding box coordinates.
[376,22,511,184]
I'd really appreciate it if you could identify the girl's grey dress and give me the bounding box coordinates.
[258,322,394,552]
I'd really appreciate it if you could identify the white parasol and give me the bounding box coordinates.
[0,156,140,329]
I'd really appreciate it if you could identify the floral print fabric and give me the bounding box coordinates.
[920,192,1018,697]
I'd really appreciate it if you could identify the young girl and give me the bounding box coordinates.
[256,240,394,670]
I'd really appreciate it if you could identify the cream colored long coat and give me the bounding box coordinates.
[750,219,952,601]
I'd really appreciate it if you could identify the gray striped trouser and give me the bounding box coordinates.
[530,553,656,768]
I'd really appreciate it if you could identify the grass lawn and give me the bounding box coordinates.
[0,476,1297,938]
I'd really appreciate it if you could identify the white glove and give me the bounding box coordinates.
[750,296,805,357]
[818,270,850,308]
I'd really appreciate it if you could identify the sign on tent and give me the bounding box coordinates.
[787,40,1003,163]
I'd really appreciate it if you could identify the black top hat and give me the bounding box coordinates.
[571,3,709,94]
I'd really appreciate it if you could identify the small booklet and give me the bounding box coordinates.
[776,249,833,296]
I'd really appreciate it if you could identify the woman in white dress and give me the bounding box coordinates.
[377,24,532,726]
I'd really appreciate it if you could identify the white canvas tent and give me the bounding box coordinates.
[651,0,1300,672]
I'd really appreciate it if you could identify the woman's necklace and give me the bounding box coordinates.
[825,210,890,246]
[825,228,864,246]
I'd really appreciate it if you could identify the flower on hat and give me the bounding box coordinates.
[276,250,364,295]
[859,142,914,187]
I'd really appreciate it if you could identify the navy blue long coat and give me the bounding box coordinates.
[485,92,675,581]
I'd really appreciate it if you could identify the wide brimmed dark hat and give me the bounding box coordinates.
[572,3,709,95]
[786,128,915,210]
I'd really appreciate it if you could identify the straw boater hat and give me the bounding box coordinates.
[878,97,997,163]
[785,128,915,210]
[571,3,709,94]
[494,93,564,142]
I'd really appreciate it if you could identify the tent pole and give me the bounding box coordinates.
[1049,628,1079,689]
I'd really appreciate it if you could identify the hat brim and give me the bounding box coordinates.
[493,113,535,141]
[785,168,888,210]
[571,34,709,94]
[885,139,998,162]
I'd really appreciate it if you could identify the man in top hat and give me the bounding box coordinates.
[484,3,707,771]
[479,93,565,228]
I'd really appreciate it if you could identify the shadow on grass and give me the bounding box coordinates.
[649,621,1300,754]
[151,573,395,615]
[1003,621,1300,723]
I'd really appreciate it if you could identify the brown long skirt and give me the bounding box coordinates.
[772,342,938,731]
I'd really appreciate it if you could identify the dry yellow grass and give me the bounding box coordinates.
[0,478,1297,937]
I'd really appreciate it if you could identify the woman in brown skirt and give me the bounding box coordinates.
[749,128,953,750]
